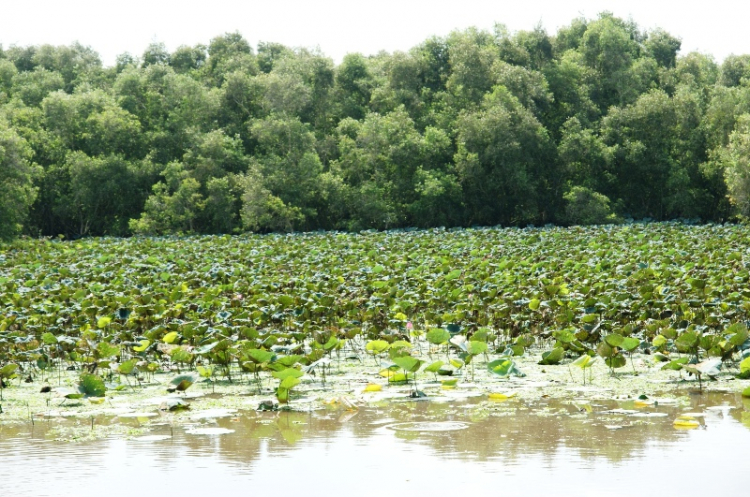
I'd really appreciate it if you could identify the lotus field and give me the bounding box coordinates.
[2,222,750,406]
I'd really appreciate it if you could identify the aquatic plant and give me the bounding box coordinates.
[0,223,749,405]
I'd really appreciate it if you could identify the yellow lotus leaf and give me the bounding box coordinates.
[673,415,700,428]
[488,391,517,400]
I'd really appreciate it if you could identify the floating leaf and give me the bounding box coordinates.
[605,356,627,369]
[97,341,120,358]
[728,323,749,348]
[682,358,722,377]
[487,358,514,377]
[78,374,106,398]
[538,347,565,365]
[160,398,190,411]
[673,415,700,428]
[488,391,516,400]
[739,357,750,379]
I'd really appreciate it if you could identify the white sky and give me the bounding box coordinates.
[1,0,747,66]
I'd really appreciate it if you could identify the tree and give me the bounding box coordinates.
[249,115,327,228]
[333,53,374,121]
[0,59,18,98]
[579,13,643,109]
[257,42,292,73]
[170,45,207,73]
[332,106,454,228]
[66,152,147,236]
[206,32,257,85]
[0,122,39,240]
[719,55,750,87]
[182,129,247,184]
[446,28,499,108]
[454,86,556,225]
[42,89,143,159]
[129,163,205,234]
[543,50,599,135]
[644,29,681,69]
[492,61,553,118]
[11,67,64,106]
[239,166,301,232]
[31,43,102,91]
[716,114,750,217]
[558,117,614,195]
[204,175,241,233]
[600,88,711,219]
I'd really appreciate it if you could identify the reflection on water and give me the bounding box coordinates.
[1,392,748,496]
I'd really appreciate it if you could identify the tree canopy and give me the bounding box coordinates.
[1,13,749,239]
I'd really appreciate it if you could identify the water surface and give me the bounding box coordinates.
[1,391,748,496]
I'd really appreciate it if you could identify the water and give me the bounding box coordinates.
[1,392,748,496]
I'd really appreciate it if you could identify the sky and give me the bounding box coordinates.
[1,0,747,66]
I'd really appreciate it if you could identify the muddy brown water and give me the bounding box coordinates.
[1,392,748,496]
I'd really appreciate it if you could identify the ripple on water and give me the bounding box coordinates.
[385,421,470,432]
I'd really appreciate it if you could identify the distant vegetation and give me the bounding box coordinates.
[3,12,750,240]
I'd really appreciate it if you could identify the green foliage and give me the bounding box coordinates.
[739,357,750,379]
[0,122,39,241]
[563,186,617,225]
[426,329,450,345]
[78,373,106,397]
[0,14,744,239]
[487,357,520,377]
[538,347,565,365]
[1,222,749,391]
[168,373,199,392]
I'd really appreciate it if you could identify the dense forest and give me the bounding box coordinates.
[3,12,750,240]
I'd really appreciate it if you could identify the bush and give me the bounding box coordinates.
[563,186,619,225]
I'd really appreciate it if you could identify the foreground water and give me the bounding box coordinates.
[1,391,748,496]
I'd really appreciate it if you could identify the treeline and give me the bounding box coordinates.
[3,12,750,240]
